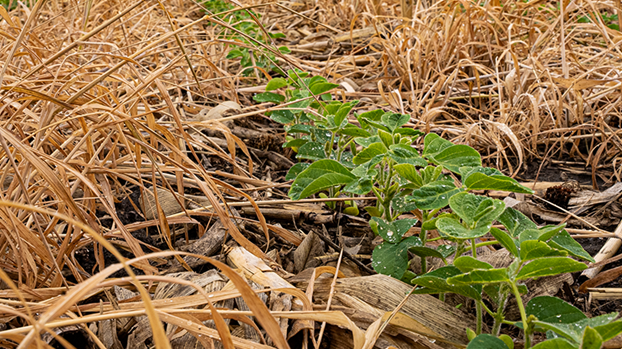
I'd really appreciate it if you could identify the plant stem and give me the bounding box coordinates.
[328,131,336,158]
[420,211,428,274]
[481,302,495,317]
[476,301,483,335]
[383,161,394,221]
[492,292,509,336]
[510,281,531,348]
[471,238,477,257]
[475,240,501,248]
[455,241,465,259]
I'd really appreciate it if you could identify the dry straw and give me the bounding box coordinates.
[0,0,620,346]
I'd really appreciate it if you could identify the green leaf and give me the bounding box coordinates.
[308,75,326,84]
[283,138,308,149]
[358,109,384,122]
[421,166,444,184]
[519,225,567,244]
[286,124,312,134]
[382,113,410,132]
[409,246,446,260]
[499,335,514,349]
[520,240,568,261]
[389,144,427,166]
[549,230,595,263]
[285,163,309,181]
[365,206,383,217]
[467,328,477,342]
[411,266,482,300]
[371,217,418,243]
[391,194,418,213]
[372,237,421,278]
[490,227,519,257]
[498,207,538,237]
[449,192,505,228]
[460,166,502,178]
[296,141,326,161]
[298,174,353,199]
[364,119,391,133]
[538,224,567,241]
[447,268,510,284]
[395,128,424,137]
[343,178,373,195]
[527,296,586,326]
[539,314,622,342]
[253,92,285,103]
[531,338,577,349]
[278,45,291,54]
[343,206,359,216]
[310,82,339,95]
[226,48,244,59]
[454,256,493,272]
[351,156,382,179]
[352,142,387,165]
[266,78,288,91]
[325,101,342,115]
[378,129,393,148]
[290,95,311,110]
[394,164,422,185]
[355,135,381,147]
[466,334,510,349]
[437,217,491,239]
[580,327,602,349]
[269,109,295,124]
[334,102,356,127]
[437,244,456,258]
[339,124,370,137]
[422,133,453,157]
[427,144,482,174]
[594,320,622,342]
[517,257,587,280]
[537,313,622,343]
[464,172,534,194]
[411,180,462,210]
[289,159,356,200]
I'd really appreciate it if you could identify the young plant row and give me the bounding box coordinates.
[202,0,289,77]
[256,73,622,349]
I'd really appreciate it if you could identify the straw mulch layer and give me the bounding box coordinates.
[0,0,622,348]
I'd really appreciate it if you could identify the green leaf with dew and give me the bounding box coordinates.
[520,240,568,261]
[372,237,422,279]
[411,180,462,210]
[466,334,510,349]
[253,92,285,103]
[498,207,538,237]
[489,227,519,257]
[426,144,482,174]
[549,230,595,263]
[296,141,326,161]
[447,268,510,284]
[516,257,587,280]
[289,159,356,200]
[352,142,387,165]
[310,82,339,95]
[266,77,288,91]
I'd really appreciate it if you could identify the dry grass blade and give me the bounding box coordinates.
[1,0,620,346]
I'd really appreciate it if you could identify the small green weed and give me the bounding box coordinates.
[578,12,619,30]
[201,0,289,77]
[258,74,622,349]
[0,0,19,10]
